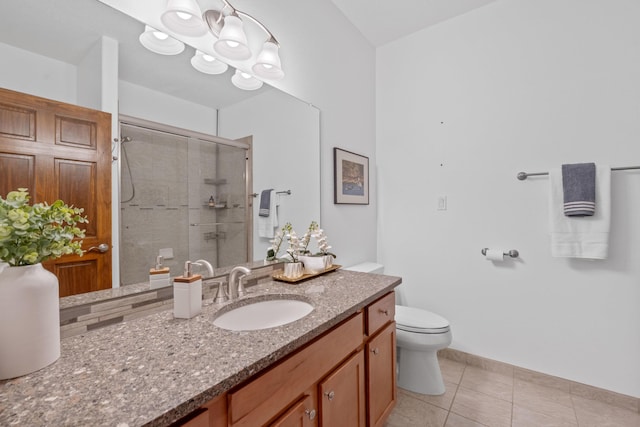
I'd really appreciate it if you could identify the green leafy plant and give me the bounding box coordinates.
[0,189,88,266]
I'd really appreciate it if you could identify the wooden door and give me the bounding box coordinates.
[0,88,112,297]
[319,350,366,427]
[366,322,397,427]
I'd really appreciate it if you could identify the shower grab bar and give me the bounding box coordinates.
[250,190,292,198]
[517,165,640,180]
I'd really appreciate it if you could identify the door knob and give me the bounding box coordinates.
[324,391,335,401]
[371,348,380,355]
[88,243,109,253]
[305,409,316,420]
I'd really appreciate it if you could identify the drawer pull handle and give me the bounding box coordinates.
[324,391,335,401]
[379,309,389,316]
[305,409,316,420]
[371,348,380,355]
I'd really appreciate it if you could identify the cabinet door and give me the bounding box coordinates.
[319,350,365,427]
[366,322,396,427]
[270,393,317,427]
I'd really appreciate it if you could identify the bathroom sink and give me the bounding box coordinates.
[213,298,313,331]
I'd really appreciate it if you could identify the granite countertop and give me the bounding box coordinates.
[0,269,401,427]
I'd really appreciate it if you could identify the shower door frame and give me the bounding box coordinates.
[117,115,253,280]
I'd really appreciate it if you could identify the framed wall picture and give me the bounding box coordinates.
[334,147,369,205]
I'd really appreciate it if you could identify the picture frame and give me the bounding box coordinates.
[334,147,369,205]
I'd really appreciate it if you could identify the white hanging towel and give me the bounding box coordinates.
[258,190,279,238]
[548,164,611,259]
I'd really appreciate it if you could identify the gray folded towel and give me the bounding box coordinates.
[259,189,273,217]
[561,163,596,216]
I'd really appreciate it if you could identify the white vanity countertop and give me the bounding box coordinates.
[0,270,401,427]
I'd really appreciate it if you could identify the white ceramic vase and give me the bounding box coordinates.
[323,255,334,269]
[0,264,61,380]
[298,255,326,274]
[283,262,304,279]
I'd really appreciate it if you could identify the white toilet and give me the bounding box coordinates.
[344,262,452,396]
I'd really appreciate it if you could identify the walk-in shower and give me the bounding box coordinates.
[119,121,251,286]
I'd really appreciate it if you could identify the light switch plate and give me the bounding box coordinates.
[437,196,447,211]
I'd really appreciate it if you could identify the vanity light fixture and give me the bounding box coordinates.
[202,0,284,80]
[139,25,185,55]
[191,50,229,74]
[161,0,207,37]
[231,69,263,91]
[138,0,284,89]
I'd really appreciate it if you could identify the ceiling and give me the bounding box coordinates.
[330,0,500,47]
[0,1,500,109]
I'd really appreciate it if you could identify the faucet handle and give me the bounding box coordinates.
[237,278,246,297]
[214,282,228,303]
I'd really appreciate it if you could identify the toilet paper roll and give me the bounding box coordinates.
[485,249,505,262]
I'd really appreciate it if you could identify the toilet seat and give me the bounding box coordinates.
[396,305,450,334]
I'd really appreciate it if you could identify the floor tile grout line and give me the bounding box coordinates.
[510,368,515,427]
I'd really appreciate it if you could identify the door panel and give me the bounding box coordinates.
[0,87,112,297]
[0,102,36,141]
[319,350,366,427]
[56,115,97,149]
[56,159,98,237]
[0,153,35,197]
[54,260,100,296]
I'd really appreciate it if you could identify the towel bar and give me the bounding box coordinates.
[250,190,292,198]
[517,165,640,180]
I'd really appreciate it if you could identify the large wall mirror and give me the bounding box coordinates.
[0,0,320,294]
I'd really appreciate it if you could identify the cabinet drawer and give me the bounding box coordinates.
[229,312,364,426]
[366,292,395,336]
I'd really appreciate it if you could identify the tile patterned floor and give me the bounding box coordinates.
[385,357,640,427]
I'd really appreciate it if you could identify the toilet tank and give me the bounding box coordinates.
[343,262,384,274]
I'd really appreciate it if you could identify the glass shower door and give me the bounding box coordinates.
[119,122,249,286]
[187,138,248,270]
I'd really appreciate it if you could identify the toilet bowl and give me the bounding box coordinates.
[395,305,452,395]
[343,262,452,396]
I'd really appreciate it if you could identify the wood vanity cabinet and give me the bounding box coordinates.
[178,291,396,427]
[365,293,397,427]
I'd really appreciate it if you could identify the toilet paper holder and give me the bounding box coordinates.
[481,248,519,258]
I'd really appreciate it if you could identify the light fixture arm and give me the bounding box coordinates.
[235,10,279,46]
[203,0,279,46]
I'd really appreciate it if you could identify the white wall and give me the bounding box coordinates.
[119,81,218,135]
[239,0,378,269]
[377,0,640,397]
[0,41,77,104]
[219,90,321,261]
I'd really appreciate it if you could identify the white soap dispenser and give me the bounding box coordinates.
[149,255,171,289]
[173,261,202,319]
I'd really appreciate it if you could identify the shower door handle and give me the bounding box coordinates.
[88,243,109,253]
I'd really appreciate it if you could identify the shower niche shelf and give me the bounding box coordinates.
[204,178,227,185]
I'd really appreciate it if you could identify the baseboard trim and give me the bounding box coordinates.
[438,348,639,414]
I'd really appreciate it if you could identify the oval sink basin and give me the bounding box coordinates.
[213,299,313,331]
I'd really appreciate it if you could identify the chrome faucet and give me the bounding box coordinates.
[193,259,214,278]
[228,266,251,299]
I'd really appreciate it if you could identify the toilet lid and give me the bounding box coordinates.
[395,305,450,334]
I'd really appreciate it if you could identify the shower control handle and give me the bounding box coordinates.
[88,243,109,253]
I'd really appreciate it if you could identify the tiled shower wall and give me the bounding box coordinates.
[119,124,248,286]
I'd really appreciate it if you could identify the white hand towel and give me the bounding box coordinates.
[258,191,279,238]
[549,164,611,259]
